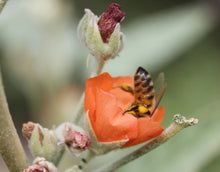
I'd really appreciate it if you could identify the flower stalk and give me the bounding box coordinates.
[0,71,28,171]
[91,114,198,172]
[92,58,106,77]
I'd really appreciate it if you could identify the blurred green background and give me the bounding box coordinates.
[0,0,220,171]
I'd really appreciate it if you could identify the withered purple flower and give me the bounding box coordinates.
[98,3,125,43]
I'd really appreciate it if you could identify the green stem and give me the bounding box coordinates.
[0,71,28,171]
[92,114,198,172]
[0,0,8,13]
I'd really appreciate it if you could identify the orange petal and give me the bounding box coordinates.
[85,73,113,123]
[110,88,134,111]
[86,73,113,92]
[122,117,164,147]
[112,76,133,87]
[110,76,134,110]
[93,88,138,142]
[152,107,165,124]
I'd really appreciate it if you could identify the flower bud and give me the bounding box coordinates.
[77,3,125,60]
[22,122,63,163]
[55,122,91,154]
[23,157,57,172]
[65,129,91,151]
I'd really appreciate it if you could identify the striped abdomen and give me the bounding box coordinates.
[134,67,156,111]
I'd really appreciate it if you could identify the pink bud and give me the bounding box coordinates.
[65,129,91,151]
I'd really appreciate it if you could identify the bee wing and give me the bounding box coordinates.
[151,72,166,114]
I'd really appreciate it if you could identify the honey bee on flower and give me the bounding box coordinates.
[85,68,165,148]
[117,67,166,118]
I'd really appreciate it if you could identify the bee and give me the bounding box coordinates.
[119,67,166,118]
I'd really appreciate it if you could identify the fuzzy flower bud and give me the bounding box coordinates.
[23,157,57,172]
[55,122,91,154]
[22,122,63,163]
[77,3,125,60]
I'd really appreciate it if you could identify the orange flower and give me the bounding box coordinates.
[85,73,165,148]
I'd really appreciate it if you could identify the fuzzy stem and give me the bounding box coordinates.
[92,114,198,172]
[0,71,28,171]
[93,58,105,77]
[0,0,8,13]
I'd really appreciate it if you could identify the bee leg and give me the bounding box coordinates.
[121,84,134,95]
[113,84,134,95]
[122,104,138,117]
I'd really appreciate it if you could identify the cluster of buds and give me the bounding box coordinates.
[22,122,91,161]
[78,3,125,61]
